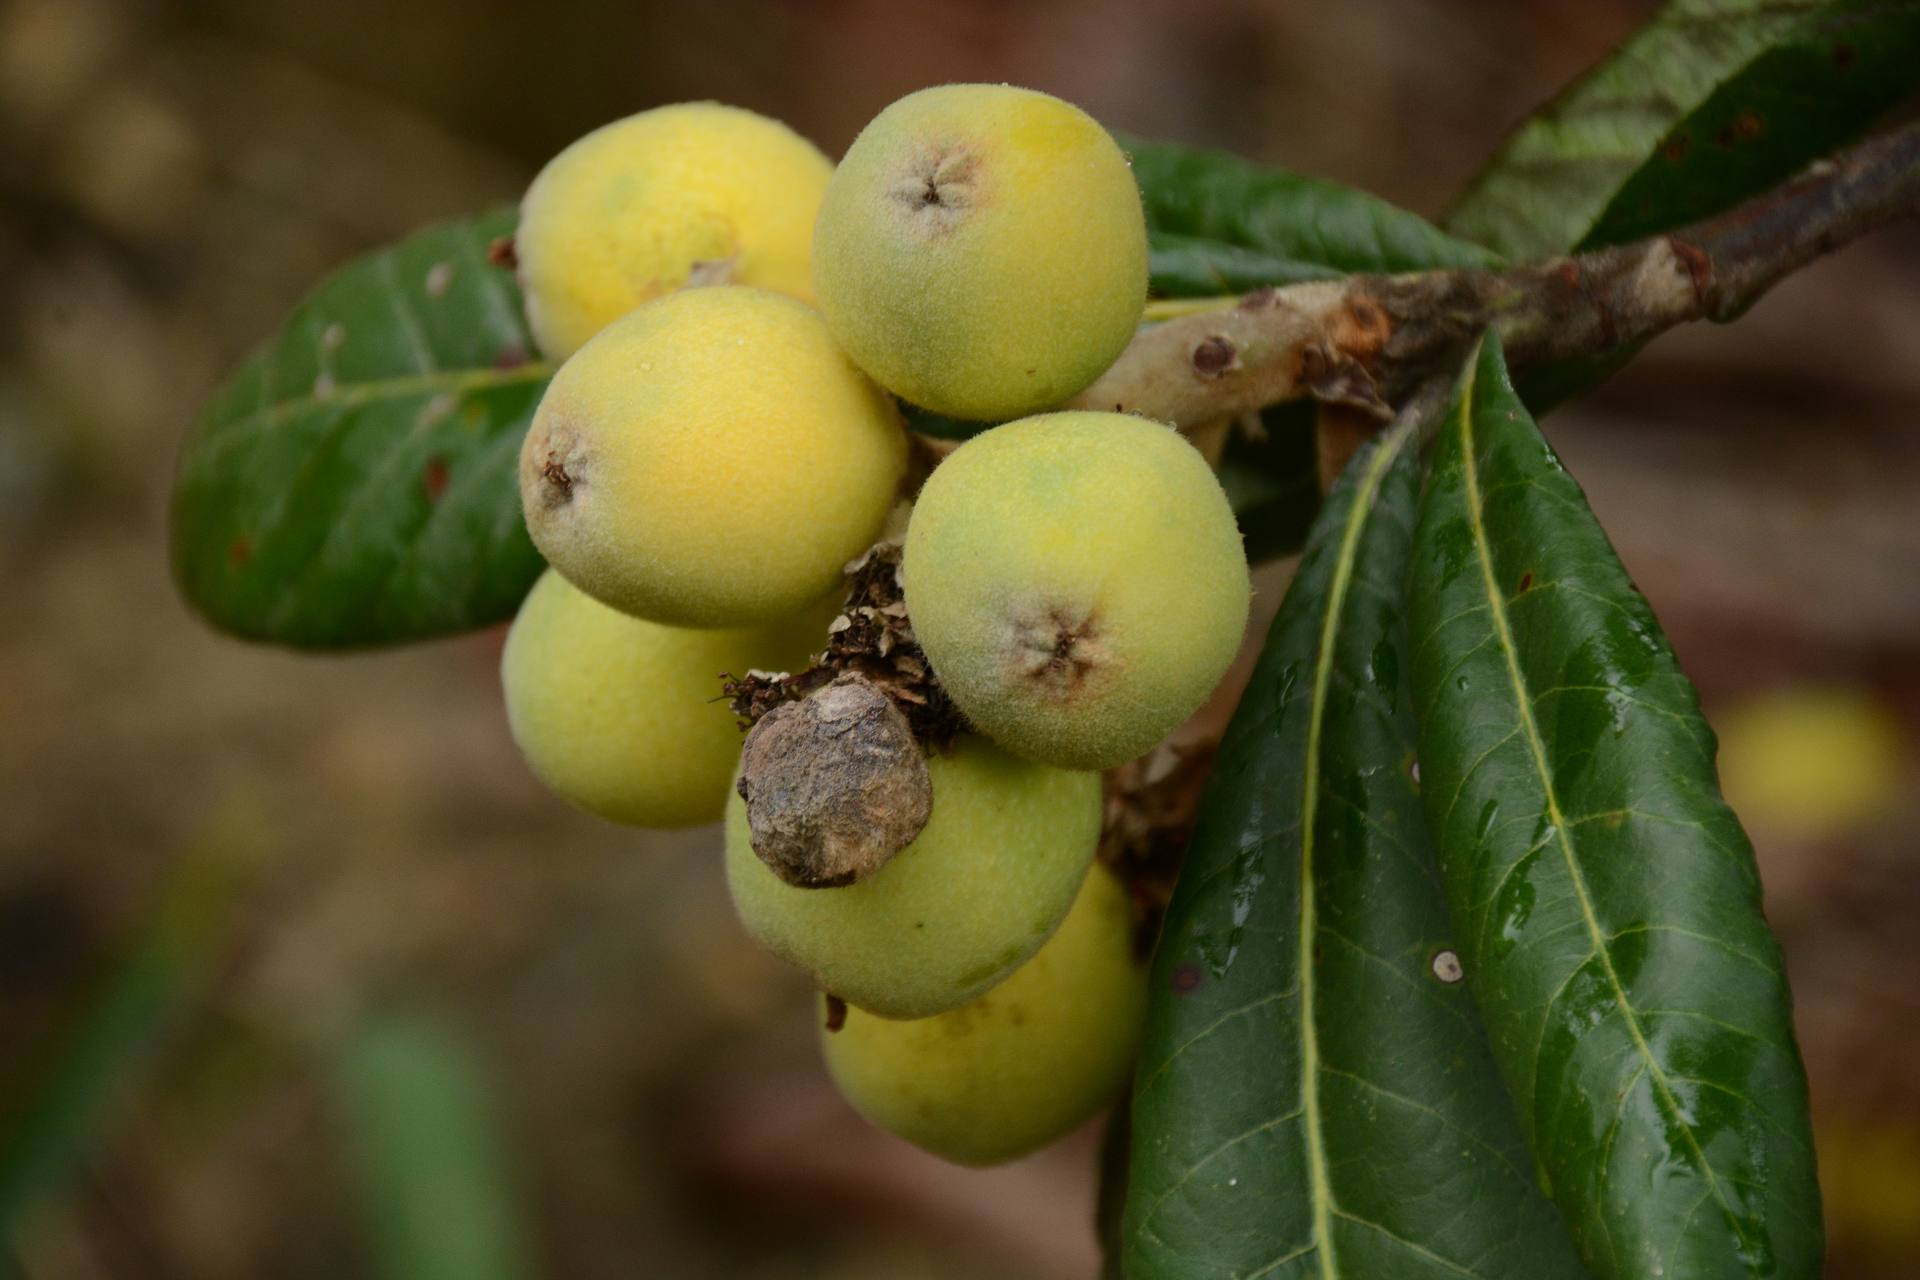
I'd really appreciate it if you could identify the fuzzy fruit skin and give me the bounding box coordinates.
[517,102,831,361]
[502,569,824,828]
[812,84,1147,421]
[520,286,905,628]
[725,734,1101,1019]
[821,863,1146,1166]
[904,411,1250,770]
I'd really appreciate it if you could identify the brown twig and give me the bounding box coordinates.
[1070,120,1920,429]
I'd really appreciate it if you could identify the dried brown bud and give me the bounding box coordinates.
[736,673,933,888]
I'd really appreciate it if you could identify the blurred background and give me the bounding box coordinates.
[1,0,1916,1276]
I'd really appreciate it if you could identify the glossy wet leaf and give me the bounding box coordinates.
[1445,0,1920,259]
[171,208,551,648]
[336,1016,533,1280]
[1123,135,1502,297]
[1125,421,1590,1279]
[1408,335,1821,1279]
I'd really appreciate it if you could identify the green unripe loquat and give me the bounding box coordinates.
[517,102,832,361]
[812,84,1147,421]
[820,863,1147,1166]
[904,411,1250,771]
[501,569,825,828]
[724,734,1101,1020]
[519,286,906,628]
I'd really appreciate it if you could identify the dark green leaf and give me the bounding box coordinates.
[1445,0,1920,259]
[335,1016,532,1280]
[1146,232,1346,296]
[171,209,551,648]
[1125,136,1503,298]
[1408,334,1821,1278]
[1125,418,1589,1279]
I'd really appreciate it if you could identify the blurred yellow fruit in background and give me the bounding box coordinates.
[1717,685,1906,842]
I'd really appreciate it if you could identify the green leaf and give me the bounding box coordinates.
[170,209,551,648]
[1124,135,1502,297]
[1407,334,1821,1278]
[1124,419,1589,1279]
[335,1016,533,1280]
[1445,0,1920,259]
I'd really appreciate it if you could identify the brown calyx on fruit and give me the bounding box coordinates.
[737,673,933,889]
[522,419,587,513]
[889,146,980,234]
[686,254,739,288]
[1007,606,1115,702]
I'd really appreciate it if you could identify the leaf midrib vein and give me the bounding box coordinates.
[1452,341,1757,1265]
[1296,426,1409,1279]
[199,361,554,453]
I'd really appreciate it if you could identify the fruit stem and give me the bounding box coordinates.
[1094,119,1920,431]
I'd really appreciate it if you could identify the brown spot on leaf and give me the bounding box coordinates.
[422,456,450,503]
[1171,963,1204,995]
[486,235,518,269]
[1663,134,1691,164]
[1517,570,1533,593]
[227,535,252,569]
[493,344,528,370]
[1717,110,1766,147]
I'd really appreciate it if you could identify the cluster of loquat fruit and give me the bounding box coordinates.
[501,86,1252,1165]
